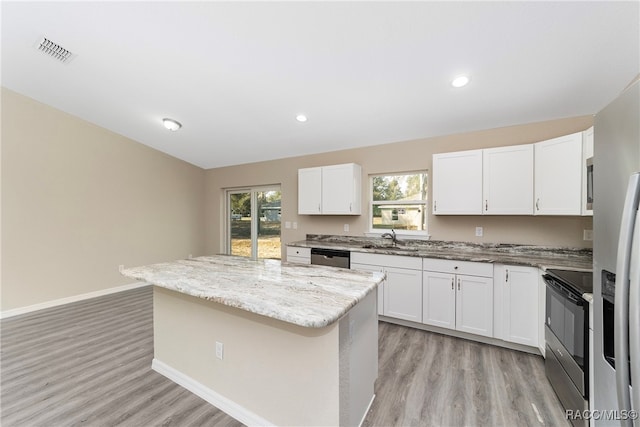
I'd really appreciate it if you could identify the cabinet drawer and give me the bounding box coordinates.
[351,252,422,270]
[286,246,311,259]
[422,258,493,277]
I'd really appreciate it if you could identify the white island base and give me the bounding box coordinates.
[152,287,378,426]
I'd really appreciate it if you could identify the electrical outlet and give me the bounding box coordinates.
[475,227,483,237]
[344,224,350,232]
[293,222,297,230]
[215,341,224,360]
[583,229,593,241]
[285,221,291,229]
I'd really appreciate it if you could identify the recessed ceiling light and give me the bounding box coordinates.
[296,114,308,123]
[451,75,471,88]
[162,118,182,131]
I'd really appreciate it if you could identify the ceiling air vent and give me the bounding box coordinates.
[35,37,75,64]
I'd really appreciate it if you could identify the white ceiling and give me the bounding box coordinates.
[2,1,639,169]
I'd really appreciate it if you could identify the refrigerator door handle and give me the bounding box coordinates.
[630,210,640,420]
[615,172,640,426]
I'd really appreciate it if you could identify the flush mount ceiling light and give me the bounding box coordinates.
[451,75,471,88]
[295,114,308,123]
[162,118,182,131]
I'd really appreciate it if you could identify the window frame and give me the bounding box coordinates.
[368,171,429,237]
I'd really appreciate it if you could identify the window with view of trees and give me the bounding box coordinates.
[370,172,428,232]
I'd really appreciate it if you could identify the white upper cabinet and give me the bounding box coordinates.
[534,132,583,215]
[582,126,594,216]
[432,149,483,215]
[298,167,322,214]
[482,144,534,215]
[298,163,361,215]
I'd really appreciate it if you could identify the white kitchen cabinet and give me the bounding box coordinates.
[383,267,422,322]
[298,167,322,214]
[482,144,534,214]
[351,252,422,321]
[422,258,494,338]
[582,126,594,216]
[286,246,311,265]
[432,149,483,215]
[456,274,494,337]
[534,132,583,215]
[494,264,539,347]
[422,270,456,329]
[298,163,361,215]
[351,262,385,315]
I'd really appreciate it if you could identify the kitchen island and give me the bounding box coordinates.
[121,255,384,427]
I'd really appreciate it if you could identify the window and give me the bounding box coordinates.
[226,186,281,260]
[370,172,428,234]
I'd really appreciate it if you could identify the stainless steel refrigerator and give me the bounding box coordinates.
[593,76,640,426]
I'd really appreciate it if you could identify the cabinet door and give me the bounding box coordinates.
[321,163,362,215]
[432,150,483,215]
[483,144,534,214]
[298,167,322,214]
[456,275,493,337]
[383,267,422,322]
[501,265,539,347]
[581,127,594,216]
[422,271,456,330]
[534,132,583,215]
[351,263,385,315]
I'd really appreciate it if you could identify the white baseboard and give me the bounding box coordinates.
[152,358,274,427]
[0,282,150,319]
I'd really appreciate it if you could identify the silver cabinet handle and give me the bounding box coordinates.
[434,201,437,212]
[349,202,352,212]
[318,203,321,212]
[457,278,460,291]
[485,200,488,211]
[451,277,454,290]
[536,198,540,211]
[506,269,509,283]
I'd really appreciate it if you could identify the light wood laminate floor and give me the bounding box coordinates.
[1,286,570,426]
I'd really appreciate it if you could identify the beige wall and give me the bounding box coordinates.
[205,116,594,257]
[1,87,594,311]
[1,88,206,311]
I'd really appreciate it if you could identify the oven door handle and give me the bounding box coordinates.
[543,276,584,305]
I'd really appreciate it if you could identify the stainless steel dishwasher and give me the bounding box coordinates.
[310,248,350,269]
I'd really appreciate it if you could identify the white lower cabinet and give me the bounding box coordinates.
[422,258,494,338]
[494,264,539,347]
[383,267,422,322]
[422,271,456,329]
[286,246,311,264]
[351,262,385,315]
[351,252,422,321]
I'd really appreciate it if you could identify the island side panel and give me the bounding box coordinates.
[339,289,378,426]
[153,287,340,426]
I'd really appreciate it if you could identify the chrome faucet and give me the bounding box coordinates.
[381,229,397,246]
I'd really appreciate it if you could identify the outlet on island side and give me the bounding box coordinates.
[475,227,483,237]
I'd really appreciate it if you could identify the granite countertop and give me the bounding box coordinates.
[120,255,384,329]
[289,235,593,271]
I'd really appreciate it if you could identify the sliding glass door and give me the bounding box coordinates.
[227,186,281,259]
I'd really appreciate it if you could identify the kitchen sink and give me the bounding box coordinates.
[360,244,419,252]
